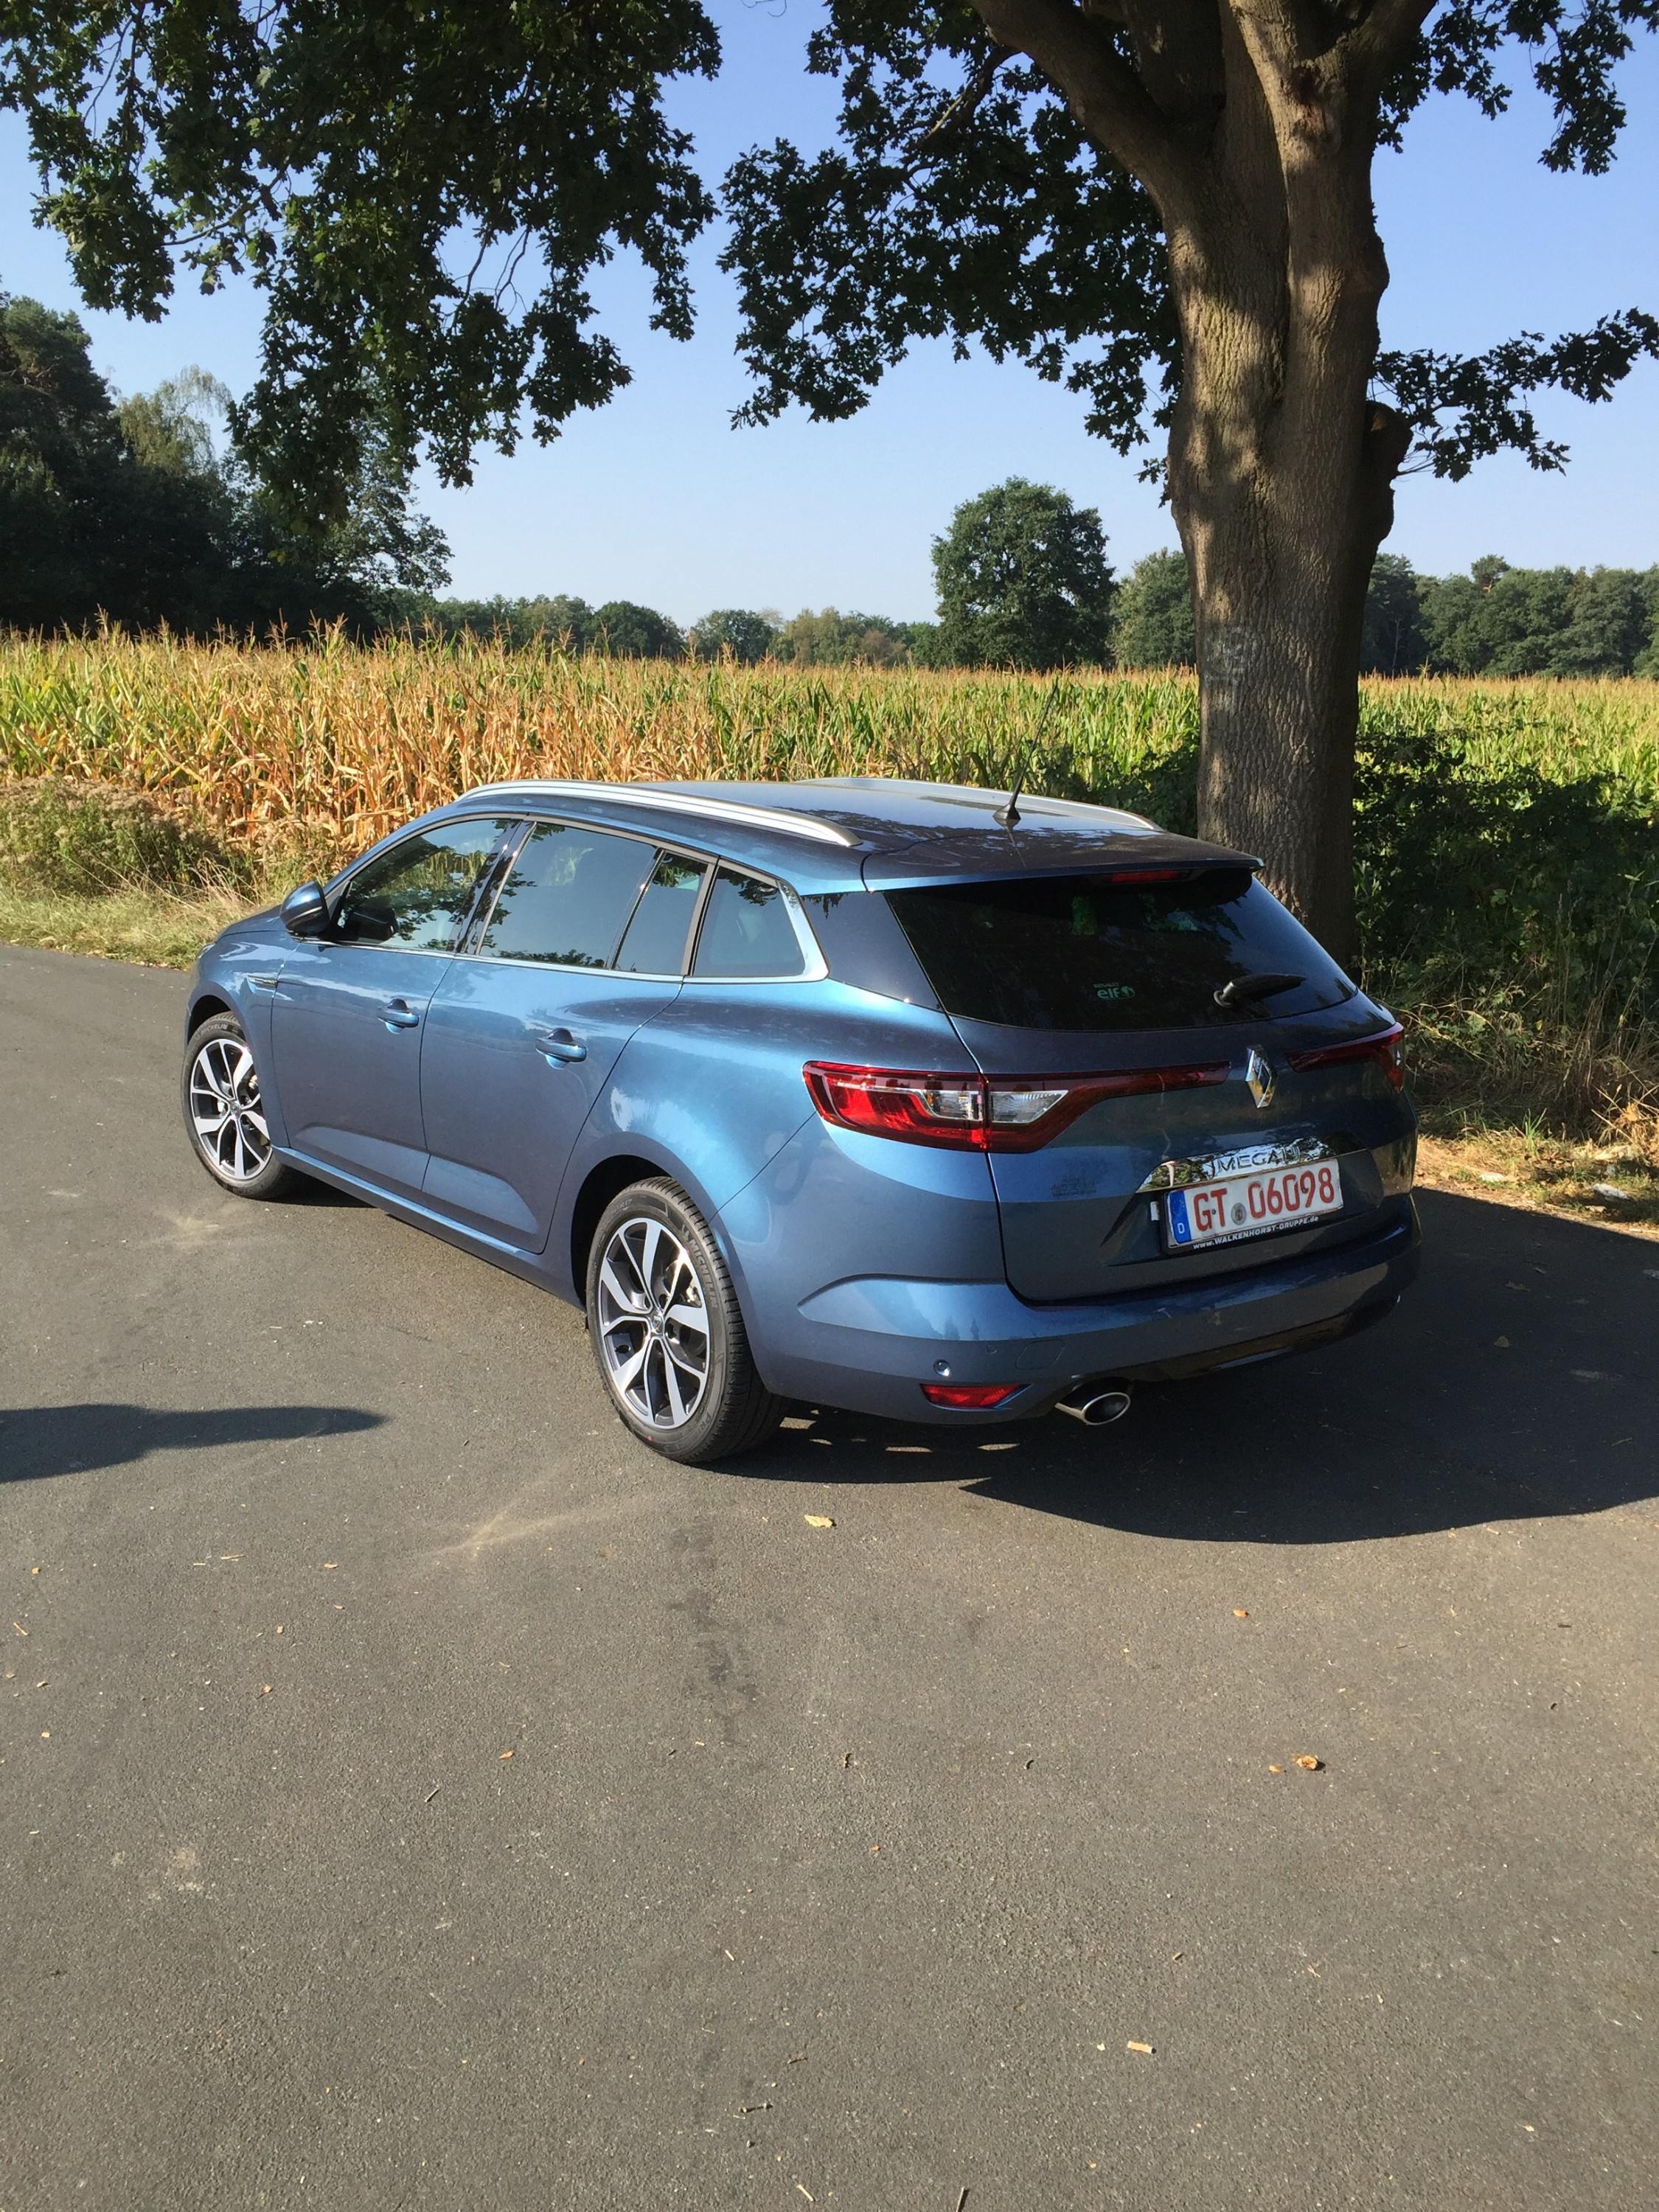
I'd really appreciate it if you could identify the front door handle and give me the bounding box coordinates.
[382,999,422,1031]
[533,1026,587,1064]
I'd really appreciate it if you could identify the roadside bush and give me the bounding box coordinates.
[0,776,230,894]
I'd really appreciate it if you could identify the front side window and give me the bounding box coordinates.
[615,853,709,974]
[692,868,806,979]
[333,819,516,952]
[478,821,658,967]
[886,871,1354,1031]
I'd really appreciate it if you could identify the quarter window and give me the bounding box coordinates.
[333,819,515,952]
[692,868,806,979]
[478,822,657,967]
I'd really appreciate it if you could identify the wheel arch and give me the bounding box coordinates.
[186,991,234,1038]
[566,1149,748,1316]
[568,1153,667,1308]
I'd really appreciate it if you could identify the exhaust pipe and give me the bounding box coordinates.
[1056,1384,1133,1427]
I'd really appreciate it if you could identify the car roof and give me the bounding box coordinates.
[438,776,1256,894]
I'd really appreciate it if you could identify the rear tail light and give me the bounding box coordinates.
[1287,1023,1405,1091]
[803,1060,1230,1152]
[920,1382,1026,1409]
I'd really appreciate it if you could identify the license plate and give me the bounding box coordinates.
[1163,1160,1343,1251]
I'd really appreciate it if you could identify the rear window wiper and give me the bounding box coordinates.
[1214,972,1304,1009]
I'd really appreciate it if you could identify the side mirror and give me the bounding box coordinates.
[281,880,330,939]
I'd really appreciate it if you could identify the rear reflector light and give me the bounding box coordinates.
[1286,1023,1405,1091]
[803,1060,1231,1152]
[920,1382,1025,1409]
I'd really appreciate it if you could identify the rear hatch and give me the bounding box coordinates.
[883,866,1415,1303]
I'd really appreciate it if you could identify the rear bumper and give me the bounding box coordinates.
[757,1197,1419,1424]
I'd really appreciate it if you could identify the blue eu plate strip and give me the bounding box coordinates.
[1166,1191,1192,1245]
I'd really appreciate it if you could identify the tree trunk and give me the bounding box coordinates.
[969,0,1425,969]
[1169,271,1411,966]
[1160,49,1411,966]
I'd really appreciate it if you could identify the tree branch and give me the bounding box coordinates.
[965,0,1188,209]
[1346,0,1439,86]
[900,41,1016,180]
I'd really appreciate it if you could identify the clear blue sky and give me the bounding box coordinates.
[4,7,1656,623]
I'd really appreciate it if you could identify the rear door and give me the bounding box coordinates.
[418,827,704,1248]
[883,869,1413,1302]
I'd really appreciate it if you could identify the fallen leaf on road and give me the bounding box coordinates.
[499,1749,515,1761]
[1127,2041,1154,2055]
[1233,1609,1248,1618]
[1493,1336,1510,1349]
[1267,1764,1284,1773]
[323,1562,338,1571]
[1295,1755,1323,1771]
[41,1730,50,1739]
[259,1685,272,1696]
[804,1514,835,1529]
[31,1566,41,1576]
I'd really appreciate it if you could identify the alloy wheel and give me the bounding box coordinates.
[595,1214,711,1430]
[189,1034,274,1183]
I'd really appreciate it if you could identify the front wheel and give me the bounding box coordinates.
[182,1015,297,1200]
[585,1179,784,1464]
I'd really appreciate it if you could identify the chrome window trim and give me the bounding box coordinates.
[459,779,861,850]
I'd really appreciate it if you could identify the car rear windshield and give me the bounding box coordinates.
[884,870,1354,1032]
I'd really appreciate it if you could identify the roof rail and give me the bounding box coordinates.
[459,779,860,849]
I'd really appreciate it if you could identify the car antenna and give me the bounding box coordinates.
[995,677,1061,828]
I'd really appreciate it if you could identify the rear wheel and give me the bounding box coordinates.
[182,1014,296,1200]
[585,1178,784,1464]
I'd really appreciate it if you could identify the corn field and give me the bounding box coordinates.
[4,629,1655,873]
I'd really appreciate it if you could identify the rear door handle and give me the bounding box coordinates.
[382,999,422,1031]
[533,1026,587,1064]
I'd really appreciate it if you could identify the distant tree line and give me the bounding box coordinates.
[419,484,1659,678]
[5,328,1655,682]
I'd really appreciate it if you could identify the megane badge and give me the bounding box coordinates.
[1246,1048,1276,1110]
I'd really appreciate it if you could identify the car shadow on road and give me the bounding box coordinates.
[731,1191,1659,1545]
[0,1403,386,1481]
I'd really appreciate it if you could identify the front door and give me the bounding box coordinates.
[269,817,518,1199]
[420,823,700,1248]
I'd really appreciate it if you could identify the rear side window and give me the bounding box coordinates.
[886,871,1354,1031]
[333,818,515,952]
[615,853,708,974]
[692,869,805,979]
[479,821,656,967]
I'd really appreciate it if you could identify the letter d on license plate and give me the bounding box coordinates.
[1164,1160,1343,1251]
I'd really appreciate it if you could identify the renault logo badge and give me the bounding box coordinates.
[1246,1048,1276,1110]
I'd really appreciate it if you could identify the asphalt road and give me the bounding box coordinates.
[1,942,1655,2212]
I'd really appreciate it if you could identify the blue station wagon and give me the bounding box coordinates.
[182,779,1419,1461]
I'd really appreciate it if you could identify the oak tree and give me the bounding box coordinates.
[4,1,1655,947]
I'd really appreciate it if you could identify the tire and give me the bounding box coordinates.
[182,1014,298,1200]
[585,1178,784,1464]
